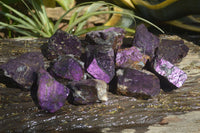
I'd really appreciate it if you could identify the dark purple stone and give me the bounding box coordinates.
[37,68,69,113]
[85,27,125,51]
[48,55,84,81]
[69,79,108,105]
[132,24,160,58]
[153,58,187,88]
[116,68,160,98]
[43,30,82,60]
[0,52,44,89]
[116,46,150,69]
[156,39,189,64]
[85,45,115,83]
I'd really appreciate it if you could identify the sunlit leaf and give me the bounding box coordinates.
[56,0,75,11]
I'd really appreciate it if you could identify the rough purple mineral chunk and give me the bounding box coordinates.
[153,58,187,88]
[156,39,189,64]
[116,68,160,98]
[85,27,125,51]
[0,52,44,89]
[85,45,115,83]
[48,55,84,81]
[43,30,82,60]
[37,68,69,113]
[132,24,159,58]
[116,46,150,69]
[69,79,108,105]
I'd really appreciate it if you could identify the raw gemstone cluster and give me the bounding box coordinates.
[37,68,70,113]
[155,39,189,64]
[153,58,187,88]
[85,27,125,51]
[42,30,82,60]
[0,26,189,113]
[132,24,160,58]
[48,55,84,81]
[85,45,115,83]
[0,52,44,89]
[116,68,160,98]
[69,79,108,105]
[116,46,150,69]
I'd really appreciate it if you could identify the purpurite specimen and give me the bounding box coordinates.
[153,58,187,88]
[116,68,160,98]
[116,46,150,69]
[132,24,160,58]
[43,30,82,60]
[85,27,125,51]
[156,39,189,64]
[0,23,189,113]
[37,68,70,113]
[69,79,108,105]
[0,52,44,89]
[48,55,84,81]
[85,45,115,83]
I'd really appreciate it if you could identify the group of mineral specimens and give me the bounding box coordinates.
[0,24,189,113]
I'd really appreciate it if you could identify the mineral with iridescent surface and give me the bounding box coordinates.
[156,39,189,64]
[116,46,150,69]
[48,55,84,81]
[85,27,125,51]
[132,24,160,58]
[116,68,160,98]
[85,45,115,83]
[37,68,70,113]
[42,30,82,60]
[153,58,187,88]
[0,52,44,89]
[69,79,108,105]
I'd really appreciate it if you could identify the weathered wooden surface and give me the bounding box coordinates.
[0,35,200,132]
[146,111,200,133]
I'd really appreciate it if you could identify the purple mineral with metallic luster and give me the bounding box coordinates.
[49,55,84,81]
[116,46,150,69]
[156,39,189,64]
[37,68,69,113]
[154,58,187,88]
[42,30,82,60]
[0,52,44,89]
[116,68,160,98]
[69,79,108,105]
[85,27,125,51]
[87,58,110,83]
[85,45,115,83]
[132,24,159,58]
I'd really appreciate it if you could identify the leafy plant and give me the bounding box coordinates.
[0,0,54,37]
[0,0,164,38]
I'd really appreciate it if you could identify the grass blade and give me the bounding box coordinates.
[0,1,37,28]
[75,2,109,34]
[30,0,53,36]
[66,10,164,33]
[0,11,35,29]
[54,1,99,32]
[14,24,50,37]
[0,22,35,37]
[21,0,43,30]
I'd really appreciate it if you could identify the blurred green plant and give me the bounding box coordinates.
[55,0,75,11]
[0,0,163,38]
[42,0,75,10]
